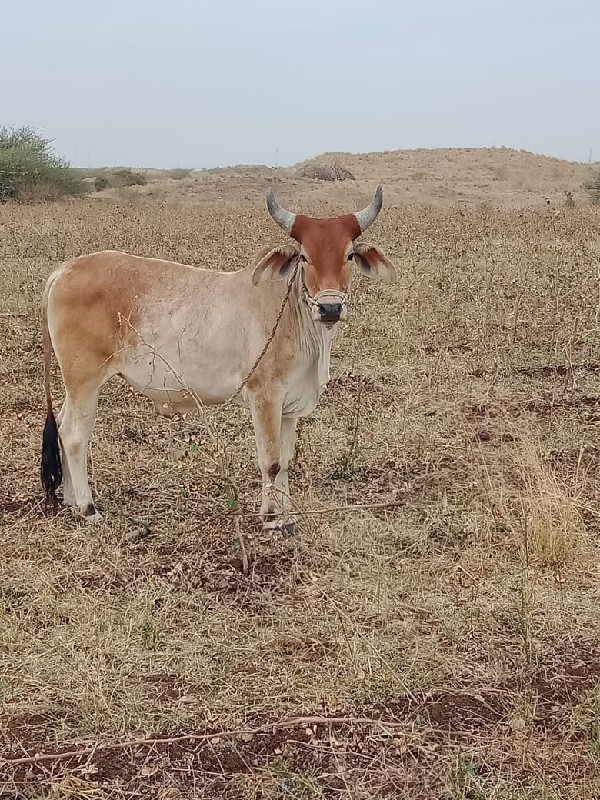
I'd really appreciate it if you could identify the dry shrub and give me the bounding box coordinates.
[585,171,600,204]
[164,168,192,180]
[331,160,355,181]
[16,179,73,203]
[299,163,336,181]
[517,440,587,570]
[298,160,355,182]
[80,169,147,192]
[112,168,147,187]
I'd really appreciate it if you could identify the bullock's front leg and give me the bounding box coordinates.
[279,416,298,504]
[249,396,290,531]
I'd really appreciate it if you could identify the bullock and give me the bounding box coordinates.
[40,189,395,529]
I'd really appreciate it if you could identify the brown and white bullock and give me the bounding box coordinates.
[41,188,395,529]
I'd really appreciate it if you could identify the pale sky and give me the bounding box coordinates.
[2,0,598,168]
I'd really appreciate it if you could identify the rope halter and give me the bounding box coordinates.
[299,260,350,313]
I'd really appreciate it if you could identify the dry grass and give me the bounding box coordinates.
[517,439,588,569]
[1,175,600,797]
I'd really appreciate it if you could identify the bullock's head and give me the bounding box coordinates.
[252,187,395,324]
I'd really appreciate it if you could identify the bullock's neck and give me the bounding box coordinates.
[287,269,319,355]
[287,271,337,391]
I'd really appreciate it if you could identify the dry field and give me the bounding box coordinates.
[2,163,600,798]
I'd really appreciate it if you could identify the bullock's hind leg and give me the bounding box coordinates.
[58,384,101,520]
[55,403,74,506]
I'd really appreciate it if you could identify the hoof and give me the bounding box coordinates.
[80,503,103,523]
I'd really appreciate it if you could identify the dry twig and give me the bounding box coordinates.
[2,715,404,768]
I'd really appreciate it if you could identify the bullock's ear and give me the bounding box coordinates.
[352,243,396,282]
[252,245,299,285]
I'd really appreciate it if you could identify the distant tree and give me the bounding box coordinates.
[0,126,84,202]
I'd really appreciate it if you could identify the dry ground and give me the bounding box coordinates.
[2,160,600,797]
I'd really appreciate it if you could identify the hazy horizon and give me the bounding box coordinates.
[2,0,599,169]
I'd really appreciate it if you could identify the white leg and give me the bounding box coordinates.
[275,415,299,533]
[250,396,288,529]
[56,401,75,506]
[58,390,101,520]
[278,416,297,512]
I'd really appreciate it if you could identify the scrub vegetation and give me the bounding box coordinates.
[0,127,84,203]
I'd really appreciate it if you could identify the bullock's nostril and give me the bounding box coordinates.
[319,303,342,322]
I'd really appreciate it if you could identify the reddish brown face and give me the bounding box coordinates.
[292,215,360,322]
[253,188,396,324]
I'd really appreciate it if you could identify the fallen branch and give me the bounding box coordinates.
[242,498,405,517]
[234,514,249,574]
[1,715,404,768]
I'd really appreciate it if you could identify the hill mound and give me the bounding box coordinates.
[99,148,598,208]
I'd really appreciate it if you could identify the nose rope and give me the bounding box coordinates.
[300,270,350,309]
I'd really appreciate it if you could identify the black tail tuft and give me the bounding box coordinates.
[41,412,62,511]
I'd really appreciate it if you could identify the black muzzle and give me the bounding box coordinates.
[318,303,343,322]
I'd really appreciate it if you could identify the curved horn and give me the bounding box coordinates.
[266,191,296,235]
[354,186,383,233]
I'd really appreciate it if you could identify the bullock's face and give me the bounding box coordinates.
[253,188,396,325]
[296,217,355,323]
[296,216,395,323]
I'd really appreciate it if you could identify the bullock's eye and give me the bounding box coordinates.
[347,252,355,262]
[298,254,307,263]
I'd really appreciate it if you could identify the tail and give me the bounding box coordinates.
[41,282,62,509]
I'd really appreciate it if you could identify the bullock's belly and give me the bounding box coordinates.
[117,339,326,419]
[119,350,242,411]
[141,388,200,416]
